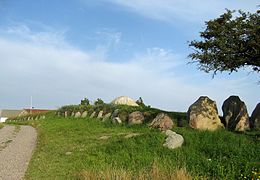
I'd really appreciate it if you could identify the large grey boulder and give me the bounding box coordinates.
[111,96,139,106]
[163,130,184,149]
[250,103,260,130]
[188,96,224,131]
[149,113,173,131]
[128,111,144,125]
[222,96,250,131]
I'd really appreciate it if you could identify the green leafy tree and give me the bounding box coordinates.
[188,9,260,76]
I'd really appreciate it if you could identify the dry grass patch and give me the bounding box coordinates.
[78,164,192,180]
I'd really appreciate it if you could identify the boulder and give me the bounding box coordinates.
[112,109,119,119]
[81,111,88,118]
[111,96,139,106]
[71,112,75,117]
[128,111,144,125]
[75,112,81,118]
[222,96,250,131]
[90,111,96,118]
[149,113,173,131]
[250,103,260,130]
[102,113,111,121]
[97,111,103,119]
[64,111,68,118]
[188,96,223,131]
[112,117,122,124]
[163,130,184,149]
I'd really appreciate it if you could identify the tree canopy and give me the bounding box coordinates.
[188,9,260,76]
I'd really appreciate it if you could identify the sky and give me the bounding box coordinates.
[0,0,259,114]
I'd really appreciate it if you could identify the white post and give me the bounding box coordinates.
[30,96,33,114]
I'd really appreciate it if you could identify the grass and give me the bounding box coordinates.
[0,123,4,129]
[9,113,260,179]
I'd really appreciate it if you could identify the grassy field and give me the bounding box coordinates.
[8,113,260,179]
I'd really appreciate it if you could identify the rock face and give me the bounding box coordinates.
[222,96,250,131]
[163,130,184,149]
[97,111,103,119]
[81,111,88,118]
[111,96,139,106]
[102,113,111,121]
[113,117,122,124]
[75,112,81,118]
[250,103,260,130]
[149,113,173,131]
[128,111,144,125]
[90,112,96,118]
[188,96,223,131]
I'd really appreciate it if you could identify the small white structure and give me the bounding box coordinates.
[111,96,139,106]
[0,110,22,123]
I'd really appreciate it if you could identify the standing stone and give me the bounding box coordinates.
[102,113,111,121]
[71,112,75,117]
[163,130,184,149]
[250,103,260,130]
[188,96,223,131]
[128,111,144,125]
[75,112,81,118]
[112,109,119,118]
[97,111,103,119]
[90,111,96,118]
[112,117,122,124]
[81,111,88,118]
[64,111,68,118]
[149,113,174,131]
[222,96,250,131]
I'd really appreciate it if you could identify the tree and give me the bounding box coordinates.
[188,9,260,76]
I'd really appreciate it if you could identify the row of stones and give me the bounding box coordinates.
[188,96,259,131]
[7,115,46,122]
[58,110,184,150]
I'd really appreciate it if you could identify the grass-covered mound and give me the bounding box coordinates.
[8,112,259,179]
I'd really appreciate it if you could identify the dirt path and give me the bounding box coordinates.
[0,125,37,180]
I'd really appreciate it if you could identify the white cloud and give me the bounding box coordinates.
[103,0,259,23]
[0,24,259,114]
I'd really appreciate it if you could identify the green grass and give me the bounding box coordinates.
[10,113,259,179]
[0,123,4,129]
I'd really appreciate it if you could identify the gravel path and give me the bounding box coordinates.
[0,125,37,180]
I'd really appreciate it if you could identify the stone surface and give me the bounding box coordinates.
[112,109,119,118]
[163,130,184,149]
[90,112,96,118]
[71,112,75,117]
[113,117,122,124]
[250,103,260,130]
[222,96,250,131]
[188,96,223,131]
[81,111,88,118]
[128,111,145,125]
[102,113,111,121]
[149,113,174,131]
[97,111,103,119]
[111,96,139,106]
[64,111,68,118]
[75,112,81,118]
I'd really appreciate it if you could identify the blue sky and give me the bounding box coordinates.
[0,0,259,114]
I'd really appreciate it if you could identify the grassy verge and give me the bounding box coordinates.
[10,114,259,179]
[0,123,4,129]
